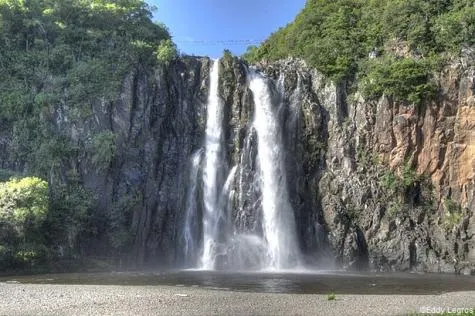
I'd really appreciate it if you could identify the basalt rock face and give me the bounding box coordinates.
[1,55,473,273]
[54,57,212,267]
[302,56,475,274]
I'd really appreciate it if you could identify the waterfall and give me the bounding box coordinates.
[185,59,301,271]
[249,71,301,270]
[200,59,225,270]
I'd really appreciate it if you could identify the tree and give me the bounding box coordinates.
[156,39,177,65]
[0,177,49,269]
[0,177,49,232]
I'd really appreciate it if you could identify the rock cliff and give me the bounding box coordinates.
[2,54,473,273]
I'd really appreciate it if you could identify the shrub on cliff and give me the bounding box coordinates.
[90,130,117,171]
[360,57,437,104]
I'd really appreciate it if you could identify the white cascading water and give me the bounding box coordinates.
[249,71,301,270]
[189,60,301,271]
[182,149,203,266]
[200,59,224,270]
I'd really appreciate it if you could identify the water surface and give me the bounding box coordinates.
[2,270,474,295]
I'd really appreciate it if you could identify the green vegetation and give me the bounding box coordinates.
[108,189,142,252]
[90,130,117,171]
[379,162,436,218]
[220,49,237,84]
[156,39,178,66]
[381,163,420,196]
[327,293,336,301]
[442,198,464,230]
[401,163,419,189]
[0,175,96,272]
[361,57,438,104]
[0,0,172,272]
[243,0,475,104]
[381,169,400,194]
[0,177,48,270]
[0,0,171,173]
[387,201,403,218]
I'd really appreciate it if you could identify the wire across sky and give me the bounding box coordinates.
[173,39,263,46]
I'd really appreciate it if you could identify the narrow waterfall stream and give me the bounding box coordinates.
[200,59,225,270]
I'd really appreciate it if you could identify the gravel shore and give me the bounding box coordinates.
[1,283,474,316]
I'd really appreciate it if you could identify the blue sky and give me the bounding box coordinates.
[148,0,306,58]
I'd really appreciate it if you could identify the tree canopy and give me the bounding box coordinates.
[0,0,174,174]
[243,0,475,103]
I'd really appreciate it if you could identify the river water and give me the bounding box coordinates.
[2,270,474,295]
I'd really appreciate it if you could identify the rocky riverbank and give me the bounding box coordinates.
[1,283,474,316]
